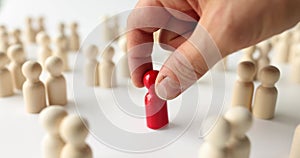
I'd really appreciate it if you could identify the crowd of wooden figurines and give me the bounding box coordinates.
[0,15,127,158]
[0,15,94,158]
[0,16,80,113]
[0,14,130,110]
[198,22,300,158]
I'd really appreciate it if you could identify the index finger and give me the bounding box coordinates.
[127,1,171,87]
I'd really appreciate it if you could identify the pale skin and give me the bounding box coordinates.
[127,0,300,100]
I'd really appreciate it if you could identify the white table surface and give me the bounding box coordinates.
[1,1,300,158]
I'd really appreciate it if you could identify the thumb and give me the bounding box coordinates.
[155,24,223,100]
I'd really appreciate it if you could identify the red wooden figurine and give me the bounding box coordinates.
[143,70,169,129]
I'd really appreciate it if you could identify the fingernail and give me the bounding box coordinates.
[155,77,181,100]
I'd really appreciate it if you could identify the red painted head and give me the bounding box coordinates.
[143,70,159,89]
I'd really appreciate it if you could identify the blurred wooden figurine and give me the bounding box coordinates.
[0,30,9,53]
[241,46,256,63]
[231,61,256,111]
[253,66,280,119]
[84,45,99,86]
[225,107,253,158]
[270,35,280,48]
[22,61,47,113]
[36,32,52,68]
[99,46,115,88]
[102,15,115,42]
[257,40,272,56]
[0,25,6,33]
[10,29,23,46]
[0,53,14,97]
[292,29,300,44]
[118,36,130,78]
[24,17,36,44]
[289,125,300,158]
[112,15,120,40]
[37,16,46,34]
[45,56,67,106]
[290,45,300,83]
[57,22,68,51]
[289,31,300,63]
[274,32,292,63]
[289,43,300,65]
[54,34,69,71]
[40,106,68,158]
[60,115,93,158]
[7,45,26,90]
[199,117,231,158]
[69,22,80,52]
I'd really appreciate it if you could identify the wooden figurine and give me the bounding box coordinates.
[36,31,52,68]
[241,46,256,63]
[0,52,14,97]
[257,47,270,81]
[274,32,292,63]
[292,30,300,44]
[289,31,300,63]
[117,35,130,78]
[112,15,120,40]
[102,15,115,42]
[290,44,300,83]
[22,61,47,113]
[0,30,9,53]
[0,25,6,32]
[69,22,80,52]
[53,34,69,71]
[289,43,300,65]
[58,22,65,35]
[45,56,67,106]
[10,29,23,46]
[7,45,26,90]
[99,46,115,88]
[84,45,99,86]
[40,106,68,158]
[289,125,300,158]
[60,115,93,158]
[199,117,231,158]
[257,40,272,56]
[231,61,256,111]
[37,16,46,34]
[270,35,280,48]
[57,22,68,51]
[224,107,253,158]
[24,17,36,44]
[253,66,280,119]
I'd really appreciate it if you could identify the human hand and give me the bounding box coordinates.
[127,0,300,100]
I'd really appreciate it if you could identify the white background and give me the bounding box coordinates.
[0,0,300,158]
